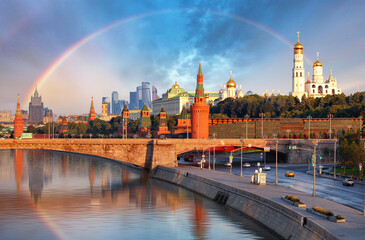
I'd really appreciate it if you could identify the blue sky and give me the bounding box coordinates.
[0,0,364,115]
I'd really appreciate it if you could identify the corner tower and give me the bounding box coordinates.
[191,63,210,139]
[14,94,24,138]
[290,32,307,99]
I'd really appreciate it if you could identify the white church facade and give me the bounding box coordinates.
[290,33,341,99]
[215,72,244,104]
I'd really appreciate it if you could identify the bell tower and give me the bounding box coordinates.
[290,32,307,99]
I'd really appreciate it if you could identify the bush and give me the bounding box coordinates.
[313,206,334,216]
[336,215,344,219]
[285,195,300,203]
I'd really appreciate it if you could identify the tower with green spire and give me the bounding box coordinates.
[88,97,96,122]
[157,105,170,138]
[138,104,151,137]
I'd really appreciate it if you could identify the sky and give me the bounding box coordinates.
[0,0,364,115]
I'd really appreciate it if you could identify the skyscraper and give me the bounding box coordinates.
[137,86,142,109]
[111,91,119,114]
[29,87,44,124]
[142,82,151,108]
[152,86,159,101]
[102,97,110,114]
[129,92,137,110]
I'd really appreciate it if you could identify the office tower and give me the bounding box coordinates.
[142,82,151,108]
[129,92,137,110]
[137,86,142,109]
[102,97,110,114]
[29,87,44,124]
[112,91,119,114]
[152,86,159,101]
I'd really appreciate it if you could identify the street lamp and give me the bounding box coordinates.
[208,138,211,170]
[245,114,249,139]
[333,140,337,180]
[312,140,317,197]
[259,113,265,139]
[328,114,333,140]
[307,116,312,139]
[359,116,363,141]
[213,133,216,170]
[274,134,278,185]
[240,137,244,177]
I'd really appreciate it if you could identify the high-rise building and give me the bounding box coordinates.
[129,92,137,110]
[142,82,152,108]
[102,97,110,114]
[14,94,24,138]
[112,91,119,114]
[152,86,159,101]
[137,86,143,109]
[29,87,44,124]
[191,63,210,139]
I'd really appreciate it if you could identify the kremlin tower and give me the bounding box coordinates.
[191,63,210,139]
[290,32,307,99]
[88,97,96,122]
[157,105,171,138]
[13,94,24,138]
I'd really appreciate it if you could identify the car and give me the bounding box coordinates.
[342,178,354,186]
[285,171,295,177]
[243,163,251,168]
[224,162,232,167]
[263,166,271,171]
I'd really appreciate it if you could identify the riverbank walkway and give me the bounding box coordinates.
[178,166,365,240]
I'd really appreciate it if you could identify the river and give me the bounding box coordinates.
[0,149,279,240]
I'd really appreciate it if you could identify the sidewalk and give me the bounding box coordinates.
[178,165,365,240]
[306,170,365,185]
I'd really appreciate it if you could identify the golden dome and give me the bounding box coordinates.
[293,41,303,50]
[226,75,236,88]
[313,60,322,67]
[172,80,180,88]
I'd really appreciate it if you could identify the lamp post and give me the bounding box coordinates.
[313,141,317,197]
[360,116,363,141]
[213,133,216,170]
[240,137,243,177]
[334,140,337,179]
[328,114,333,140]
[259,113,265,139]
[245,114,249,139]
[307,116,312,139]
[208,139,211,170]
[274,134,278,185]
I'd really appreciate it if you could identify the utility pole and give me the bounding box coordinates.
[334,140,337,179]
[260,113,265,139]
[328,114,333,140]
[240,138,243,177]
[313,141,317,197]
[275,138,278,185]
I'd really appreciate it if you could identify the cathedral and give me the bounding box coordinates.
[216,72,244,104]
[290,33,341,100]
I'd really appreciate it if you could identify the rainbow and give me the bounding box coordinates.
[24,8,302,106]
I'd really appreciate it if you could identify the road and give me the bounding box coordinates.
[180,152,365,211]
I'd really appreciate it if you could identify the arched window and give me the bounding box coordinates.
[313,89,315,93]
[296,72,298,77]
[300,72,302,77]
[312,85,315,88]
[318,85,323,94]
[332,89,335,95]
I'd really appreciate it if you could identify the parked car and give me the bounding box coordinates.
[285,171,295,177]
[263,166,271,171]
[243,163,251,168]
[342,178,354,186]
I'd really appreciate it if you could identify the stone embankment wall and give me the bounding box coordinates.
[152,166,339,240]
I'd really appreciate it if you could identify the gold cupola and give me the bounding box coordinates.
[313,52,322,67]
[226,72,236,88]
[293,32,303,53]
[172,80,180,88]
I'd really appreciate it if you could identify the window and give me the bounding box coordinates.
[300,72,302,77]
[296,72,298,77]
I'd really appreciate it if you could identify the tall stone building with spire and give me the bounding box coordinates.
[290,32,341,99]
[191,63,210,139]
[157,106,170,138]
[29,87,44,124]
[88,97,96,122]
[14,94,24,138]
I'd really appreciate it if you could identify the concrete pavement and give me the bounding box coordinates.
[178,165,365,240]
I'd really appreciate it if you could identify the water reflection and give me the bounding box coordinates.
[0,150,278,240]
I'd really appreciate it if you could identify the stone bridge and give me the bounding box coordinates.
[0,138,338,168]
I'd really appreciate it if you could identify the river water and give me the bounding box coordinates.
[0,149,279,240]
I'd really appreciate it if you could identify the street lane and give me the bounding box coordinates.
[184,152,365,211]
